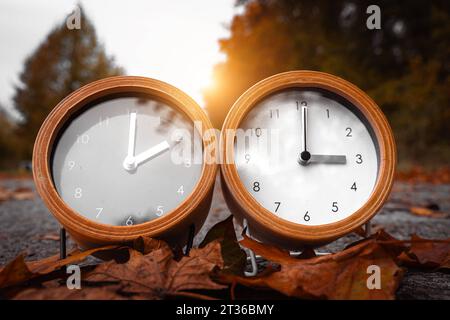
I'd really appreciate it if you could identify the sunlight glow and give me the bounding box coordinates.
[0,0,237,117]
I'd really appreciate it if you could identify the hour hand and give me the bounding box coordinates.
[123,141,170,171]
[134,141,170,166]
[309,154,347,164]
[298,154,347,165]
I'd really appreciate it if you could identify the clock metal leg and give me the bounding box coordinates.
[243,219,258,277]
[59,227,67,260]
[184,224,195,256]
[365,220,372,237]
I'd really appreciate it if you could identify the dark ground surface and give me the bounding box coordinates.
[0,176,449,299]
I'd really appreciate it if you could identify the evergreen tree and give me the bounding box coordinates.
[13,6,124,159]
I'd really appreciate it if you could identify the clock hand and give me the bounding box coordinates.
[298,105,311,164]
[134,140,171,167]
[302,105,307,153]
[296,106,345,165]
[123,112,137,171]
[127,112,137,158]
[308,154,347,164]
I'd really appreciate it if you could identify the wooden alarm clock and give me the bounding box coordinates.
[220,71,396,250]
[33,76,217,250]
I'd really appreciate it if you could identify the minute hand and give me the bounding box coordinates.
[308,154,347,164]
[134,141,170,167]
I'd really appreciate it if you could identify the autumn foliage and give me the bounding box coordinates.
[0,216,448,300]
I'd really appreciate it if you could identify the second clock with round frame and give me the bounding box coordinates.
[220,71,396,249]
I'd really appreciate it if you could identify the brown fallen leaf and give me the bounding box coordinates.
[356,229,408,258]
[409,206,446,218]
[86,240,225,299]
[34,233,60,241]
[200,215,247,275]
[14,284,125,300]
[0,186,12,202]
[132,236,167,255]
[11,187,35,201]
[0,245,119,289]
[398,235,450,270]
[219,234,404,300]
[396,166,450,184]
[0,255,35,291]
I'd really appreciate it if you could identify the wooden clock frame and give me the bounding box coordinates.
[33,76,217,249]
[220,71,396,249]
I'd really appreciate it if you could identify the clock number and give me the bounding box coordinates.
[74,188,82,199]
[332,202,339,213]
[156,205,164,217]
[326,109,330,118]
[126,216,133,226]
[252,181,260,192]
[346,127,352,137]
[356,154,363,164]
[351,182,357,191]
[254,127,262,137]
[76,134,89,144]
[68,161,75,170]
[177,185,184,195]
[95,207,103,218]
[274,201,281,212]
[303,211,310,222]
[99,116,109,126]
[245,154,251,163]
[184,158,192,167]
[270,109,279,119]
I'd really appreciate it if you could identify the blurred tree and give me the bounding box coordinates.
[204,0,450,167]
[13,6,124,160]
[0,106,18,169]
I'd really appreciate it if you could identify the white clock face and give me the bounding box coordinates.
[235,89,379,226]
[52,95,203,226]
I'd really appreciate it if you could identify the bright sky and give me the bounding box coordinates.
[0,0,240,119]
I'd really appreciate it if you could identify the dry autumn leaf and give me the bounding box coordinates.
[11,187,35,201]
[0,186,35,202]
[85,240,225,300]
[396,166,450,184]
[15,284,125,300]
[354,229,407,257]
[0,186,12,202]
[0,245,119,290]
[219,234,404,300]
[132,236,167,255]
[34,233,60,241]
[2,214,449,301]
[200,215,247,275]
[398,235,450,270]
[409,206,446,218]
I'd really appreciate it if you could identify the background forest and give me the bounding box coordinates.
[0,0,449,170]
